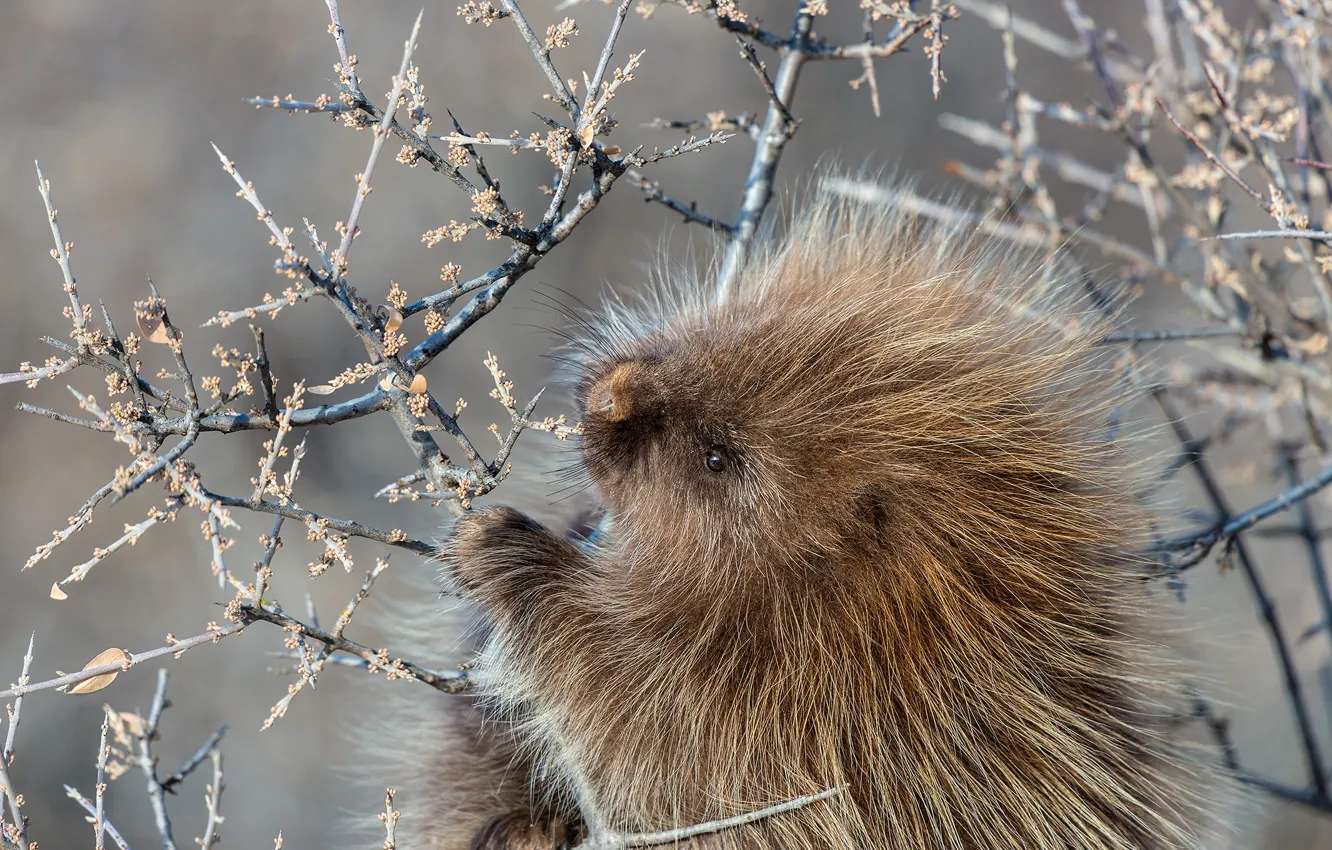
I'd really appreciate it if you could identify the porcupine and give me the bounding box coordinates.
[387,181,1226,850]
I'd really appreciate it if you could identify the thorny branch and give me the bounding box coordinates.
[237,602,472,696]
[1153,391,1329,807]
[0,637,34,849]
[710,0,947,299]
[0,627,242,703]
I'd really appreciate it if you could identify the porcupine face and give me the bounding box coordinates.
[571,296,913,575]
[573,335,783,562]
[567,194,1129,593]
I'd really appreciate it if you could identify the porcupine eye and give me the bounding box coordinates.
[704,446,728,474]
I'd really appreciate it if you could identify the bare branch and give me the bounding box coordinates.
[0,625,243,702]
[34,161,87,340]
[499,0,579,118]
[2,635,34,763]
[1157,99,1272,213]
[381,789,400,848]
[577,787,843,849]
[953,0,1138,82]
[736,37,798,134]
[324,0,361,95]
[237,603,472,696]
[715,8,812,301]
[94,709,109,849]
[1203,229,1332,242]
[333,11,423,271]
[0,638,34,850]
[64,786,131,850]
[626,170,735,234]
[197,750,224,850]
[1154,391,1329,803]
[1162,457,1332,569]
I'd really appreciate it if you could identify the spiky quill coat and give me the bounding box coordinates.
[390,185,1222,850]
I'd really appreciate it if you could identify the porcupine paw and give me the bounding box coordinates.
[444,505,546,592]
[468,810,575,850]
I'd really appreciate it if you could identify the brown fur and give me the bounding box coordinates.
[410,186,1223,849]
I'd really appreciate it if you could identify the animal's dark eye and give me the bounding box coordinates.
[705,446,728,474]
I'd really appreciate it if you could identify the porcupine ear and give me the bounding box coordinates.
[584,361,650,424]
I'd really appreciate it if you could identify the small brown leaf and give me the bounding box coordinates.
[307,385,337,396]
[50,581,68,600]
[136,312,173,345]
[377,304,405,334]
[67,648,131,695]
[407,374,427,394]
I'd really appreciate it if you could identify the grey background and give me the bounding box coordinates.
[0,0,1328,845]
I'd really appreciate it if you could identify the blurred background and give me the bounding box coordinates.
[0,0,1329,845]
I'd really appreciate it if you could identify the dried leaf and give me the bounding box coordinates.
[307,385,337,396]
[377,304,404,334]
[407,374,427,394]
[577,122,596,147]
[379,374,395,391]
[50,582,68,600]
[136,313,172,345]
[67,648,131,695]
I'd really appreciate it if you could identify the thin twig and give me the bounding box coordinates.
[1154,391,1329,803]
[716,6,813,301]
[1157,99,1271,212]
[0,639,34,850]
[736,37,798,133]
[0,625,243,702]
[381,789,400,848]
[625,170,734,234]
[204,488,438,555]
[162,728,228,794]
[581,0,636,120]
[197,750,224,850]
[325,0,360,95]
[576,787,843,849]
[238,603,471,695]
[94,709,110,849]
[1203,229,1332,242]
[139,670,177,850]
[1163,458,1332,568]
[35,161,87,339]
[500,0,579,118]
[1284,452,1332,667]
[953,0,1138,81]
[333,11,423,271]
[64,786,132,850]
[2,635,34,763]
